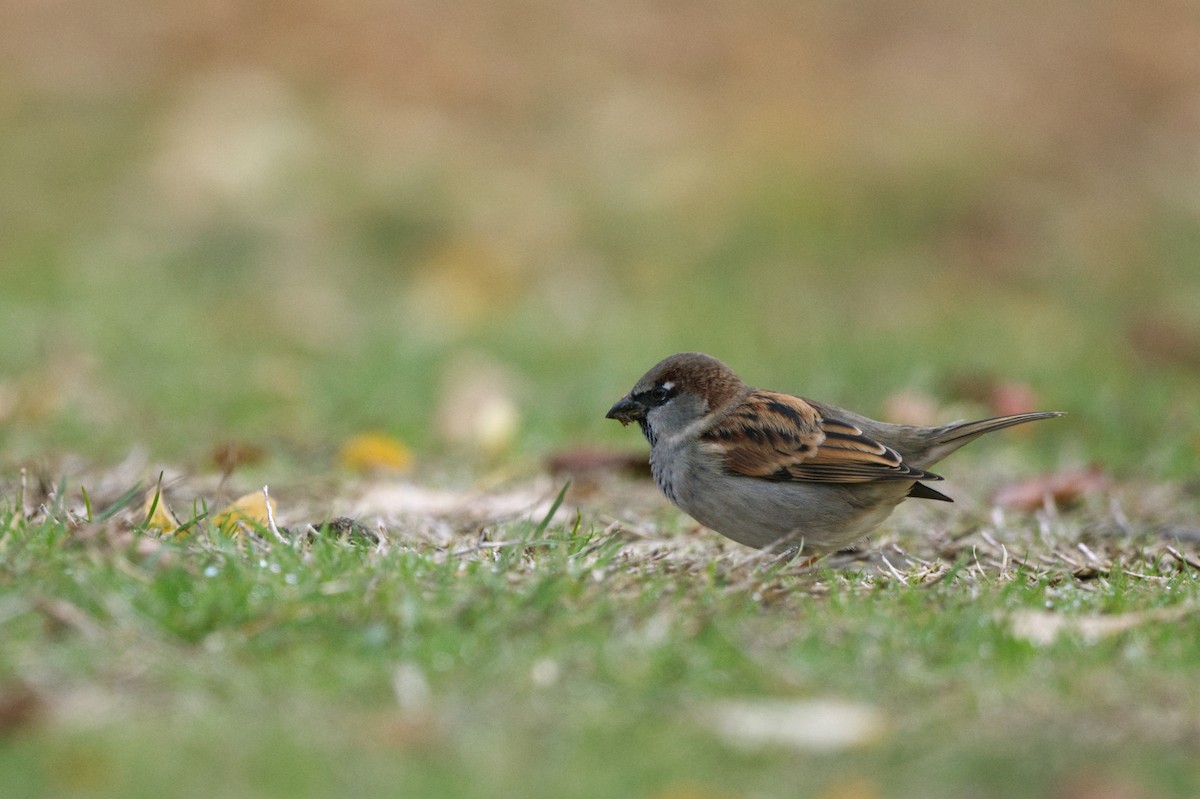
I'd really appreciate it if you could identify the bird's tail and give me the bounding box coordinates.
[920,411,1065,466]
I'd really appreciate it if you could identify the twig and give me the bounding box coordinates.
[1055,549,1085,569]
[979,530,1003,551]
[1004,549,1036,571]
[919,563,955,588]
[892,544,930,567]
[1165,545,1200,571]
[879,555,908,585]
[17,467,27,522]
[966,544,979,569]
[449,539,561,557]
[262,486,287,544]
[575,523,624,558]
[373,523,389,554]
[1121,570,1169,583]
[1077,541,1101,564]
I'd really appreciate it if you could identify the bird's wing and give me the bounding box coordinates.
[702,390,939,484]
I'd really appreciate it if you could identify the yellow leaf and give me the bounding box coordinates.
[143,490,181,535]
[211,491,277,535]
[339,432,413,473]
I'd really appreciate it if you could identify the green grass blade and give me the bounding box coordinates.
[96,482,144,522]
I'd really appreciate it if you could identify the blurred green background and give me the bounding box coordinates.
[1,0,1198,473]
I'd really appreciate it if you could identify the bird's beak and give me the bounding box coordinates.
[606,396,646,426]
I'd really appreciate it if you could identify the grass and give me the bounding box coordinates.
[3,1,1200,796]
[3,472,1200,798]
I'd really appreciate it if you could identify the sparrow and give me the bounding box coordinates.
[606,352,1063,553]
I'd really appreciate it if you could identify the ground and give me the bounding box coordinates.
[3,2,1200,797]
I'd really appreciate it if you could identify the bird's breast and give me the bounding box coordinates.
[649,441,699,507]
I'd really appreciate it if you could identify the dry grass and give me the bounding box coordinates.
[4,458,1200,798]
[2,3,1200,796]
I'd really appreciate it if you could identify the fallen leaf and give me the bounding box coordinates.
[142,489,182,534]
[989,381,1041,417]
[0,685,42,737]
[993,467,1108,512]
[211,490,277,535]
[701,698,886,753]
[946,375,1041,417]
[211,440,266,476]
[1007,604,1198,646]
[546,448,651,479]
[339,432,413,473]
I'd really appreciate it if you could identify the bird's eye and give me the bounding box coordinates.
[649,386,671,405]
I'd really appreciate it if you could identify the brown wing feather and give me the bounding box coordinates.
[703,391,939,484]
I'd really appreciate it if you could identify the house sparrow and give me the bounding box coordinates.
[606,352,1063,553]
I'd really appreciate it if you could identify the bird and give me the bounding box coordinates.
[605,352,1063,554]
